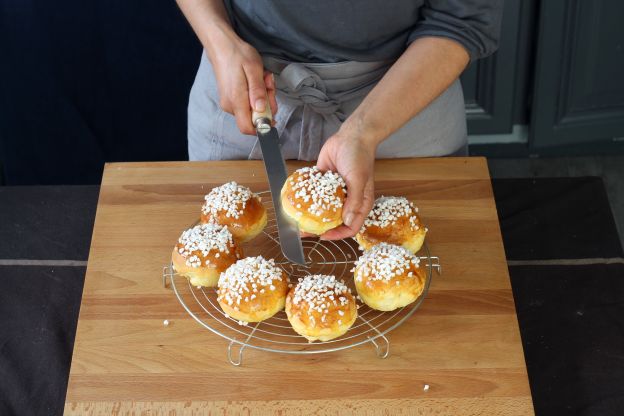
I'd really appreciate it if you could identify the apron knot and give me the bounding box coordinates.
[279,63,343,116]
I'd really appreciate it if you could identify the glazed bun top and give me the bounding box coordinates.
[286,167,346,219]
[288,274,356,327]
[362,196,422,231]
[175,223,238,268]
[201,181,260,222]
[291,274,351,308]
[354,243,421,284]
[218,256,288,304]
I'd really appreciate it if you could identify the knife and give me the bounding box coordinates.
[252,101,307,265]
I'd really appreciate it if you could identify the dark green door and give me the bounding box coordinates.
[530,0,624,150]
[461,0,536,136]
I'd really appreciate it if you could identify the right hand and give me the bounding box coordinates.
[210,38,278,135]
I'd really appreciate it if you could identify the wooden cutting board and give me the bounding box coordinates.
[64,158,534,415]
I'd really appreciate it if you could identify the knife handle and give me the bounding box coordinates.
[252,92,273,134]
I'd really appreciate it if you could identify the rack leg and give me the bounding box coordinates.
[227,341,246,366]
[369,335,390,359]
[226,322,259,366]
[162,265,173,289]
[430,256,442,275]
[419,256,442,275]
[358,315,391,359]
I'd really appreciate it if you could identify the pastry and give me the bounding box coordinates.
[201,181,267,242]
[355,196,427,253]
[280,166,346,235]
[171,223,242,287]
[354,243,426,311]
[217,256,289,323]
[285,274,357,342]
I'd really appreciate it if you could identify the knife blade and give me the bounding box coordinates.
[253,103,306,265]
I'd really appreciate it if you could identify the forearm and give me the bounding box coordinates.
[175,0,241,60]
[341,37,470,147]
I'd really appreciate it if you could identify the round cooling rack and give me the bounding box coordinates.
[162,191,441,366]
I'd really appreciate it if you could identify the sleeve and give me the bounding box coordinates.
[407,0,504,61]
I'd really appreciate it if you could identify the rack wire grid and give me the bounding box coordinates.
[162,191,441,366]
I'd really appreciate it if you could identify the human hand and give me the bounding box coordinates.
[316,130,376,240]
[209,38,277,135]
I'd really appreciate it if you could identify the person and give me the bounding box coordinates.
[177,0,502,240]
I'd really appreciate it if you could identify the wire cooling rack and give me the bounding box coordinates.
[162,191,441,366]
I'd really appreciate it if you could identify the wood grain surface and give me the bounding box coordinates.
[64,158,534,415]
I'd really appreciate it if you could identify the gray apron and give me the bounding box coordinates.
[188,53,467,161]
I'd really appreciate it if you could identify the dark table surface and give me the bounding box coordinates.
[0,177,623,416]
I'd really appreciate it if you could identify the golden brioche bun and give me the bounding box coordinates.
[171,224,242,287]
[200,181,267,242]
[354,243,426,311]
[217,256,289,323]
[280,167,346,235]
[356,196,427,253]
[285,274,357,342]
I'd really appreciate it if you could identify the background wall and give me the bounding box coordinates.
[0,0,201,184]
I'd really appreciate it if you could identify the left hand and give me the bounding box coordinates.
[316,130,376,240]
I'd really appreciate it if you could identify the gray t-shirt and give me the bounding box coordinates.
[224,0,503,63]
